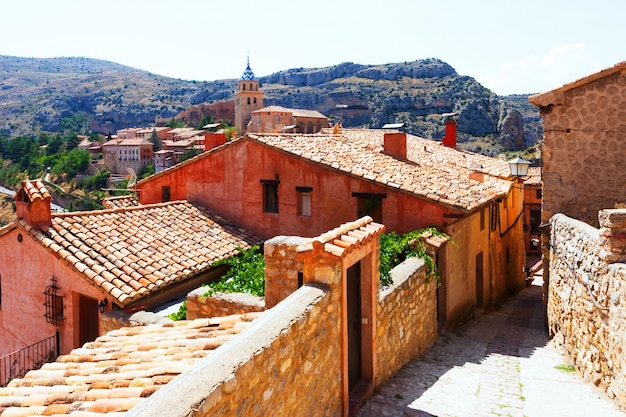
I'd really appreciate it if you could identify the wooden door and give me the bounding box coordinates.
[347,261,362,393]
[78,295,99,346]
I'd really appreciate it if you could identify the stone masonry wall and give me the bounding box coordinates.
[195,286,342,417]
[539,70,626,227]
[376,257,438,385]
[126,285,342,417]
[185,288,264,320]
[548,210,626,408]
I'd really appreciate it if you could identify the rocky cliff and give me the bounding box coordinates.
[0,56,540,153]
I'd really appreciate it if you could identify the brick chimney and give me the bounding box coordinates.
[15,180,53,229]
[442,118,457,148]
[383,131,407,159]
[204,132,227,151]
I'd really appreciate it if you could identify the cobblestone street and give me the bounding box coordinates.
[356,268,626,417]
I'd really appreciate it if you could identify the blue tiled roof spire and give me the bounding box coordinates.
[241,56,255,80]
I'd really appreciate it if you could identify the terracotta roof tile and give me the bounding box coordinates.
[20,180,52,202]
[251,129,512,212]
[523,166,542,186]
[21,202,261,307]
[0,314,257,417]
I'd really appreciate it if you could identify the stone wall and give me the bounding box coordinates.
[100,310,172,334]
[548,210,626,408]
[126,285,343,417]
[531,67,626,227]
[376,256,438,384]
[185,288,264,320]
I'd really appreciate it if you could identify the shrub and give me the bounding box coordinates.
[379,228,450,287]
[206,246,265,296]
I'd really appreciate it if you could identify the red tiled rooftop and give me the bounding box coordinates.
[303,216,385,258]
[0,313,263,417]
[102,195,140,210]
[523,166,542,186]
[19,180,51,202]
[20,201,261,307]
[251,129,512,212]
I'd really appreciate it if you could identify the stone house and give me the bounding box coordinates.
[248,105,329,134]
[136,127,526,328]
[0,216,439,416]
[0,180,260,356]
[529,62,626,409]
[529,61,626,227]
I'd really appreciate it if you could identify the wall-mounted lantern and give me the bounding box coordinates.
[97,298,108,314]
[508,156,531,177]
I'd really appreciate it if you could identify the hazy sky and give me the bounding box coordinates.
[2,0,624,95]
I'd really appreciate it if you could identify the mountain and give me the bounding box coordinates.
[0,56,541,155]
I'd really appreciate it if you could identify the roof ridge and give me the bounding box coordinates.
[52,200,189,218]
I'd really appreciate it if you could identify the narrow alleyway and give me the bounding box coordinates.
[357,263,626,417]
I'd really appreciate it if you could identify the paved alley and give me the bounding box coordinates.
[357,272,626,417]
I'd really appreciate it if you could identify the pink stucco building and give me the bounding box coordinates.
[0,180,260,356]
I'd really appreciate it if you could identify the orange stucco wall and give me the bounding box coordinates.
[138,139,454,239]
[0,227,109,356]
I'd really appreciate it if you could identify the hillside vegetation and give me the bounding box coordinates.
[0,56,541,155]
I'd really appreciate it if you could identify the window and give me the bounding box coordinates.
[162,186,170,202]
[491,203,499,232]
[242,84,246,91]
[261,178,280,213]
[253,97,257,104]
[296,186,312,217]
[536,189,542,199]
[480,208,485,231]
[247,97,251,105]
[530,207,541,233]
[352,192,387,223]
[44,277,64,326]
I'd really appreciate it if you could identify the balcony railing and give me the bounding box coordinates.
[0,330,60,386]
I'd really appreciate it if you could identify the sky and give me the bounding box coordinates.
[1,0,624,95]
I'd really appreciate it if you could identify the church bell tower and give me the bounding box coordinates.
[234,58,264,136]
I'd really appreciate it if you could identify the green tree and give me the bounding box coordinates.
[148,129,162,152]
[138,163,155,178]
[65,134,81,150]
[180,148,200,162]
[46,134,64,155]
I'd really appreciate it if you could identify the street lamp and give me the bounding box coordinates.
[508,156,531,177]
[335,104,347,126]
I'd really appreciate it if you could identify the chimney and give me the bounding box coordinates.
[15,180,53,229]
[204,132,226,151]
[382,123,407,159]
[442,112,458,148]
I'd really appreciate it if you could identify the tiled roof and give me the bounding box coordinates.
[102,195,141,209]
[302,216,385,258]
[524,166,542,186]
[530,61,626,106]
[253,106,327,119]
[251,129,512,212]
[0,313,263,417]
[102,138,152,147]
[20,201,261,307]
[19,179,52,202]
